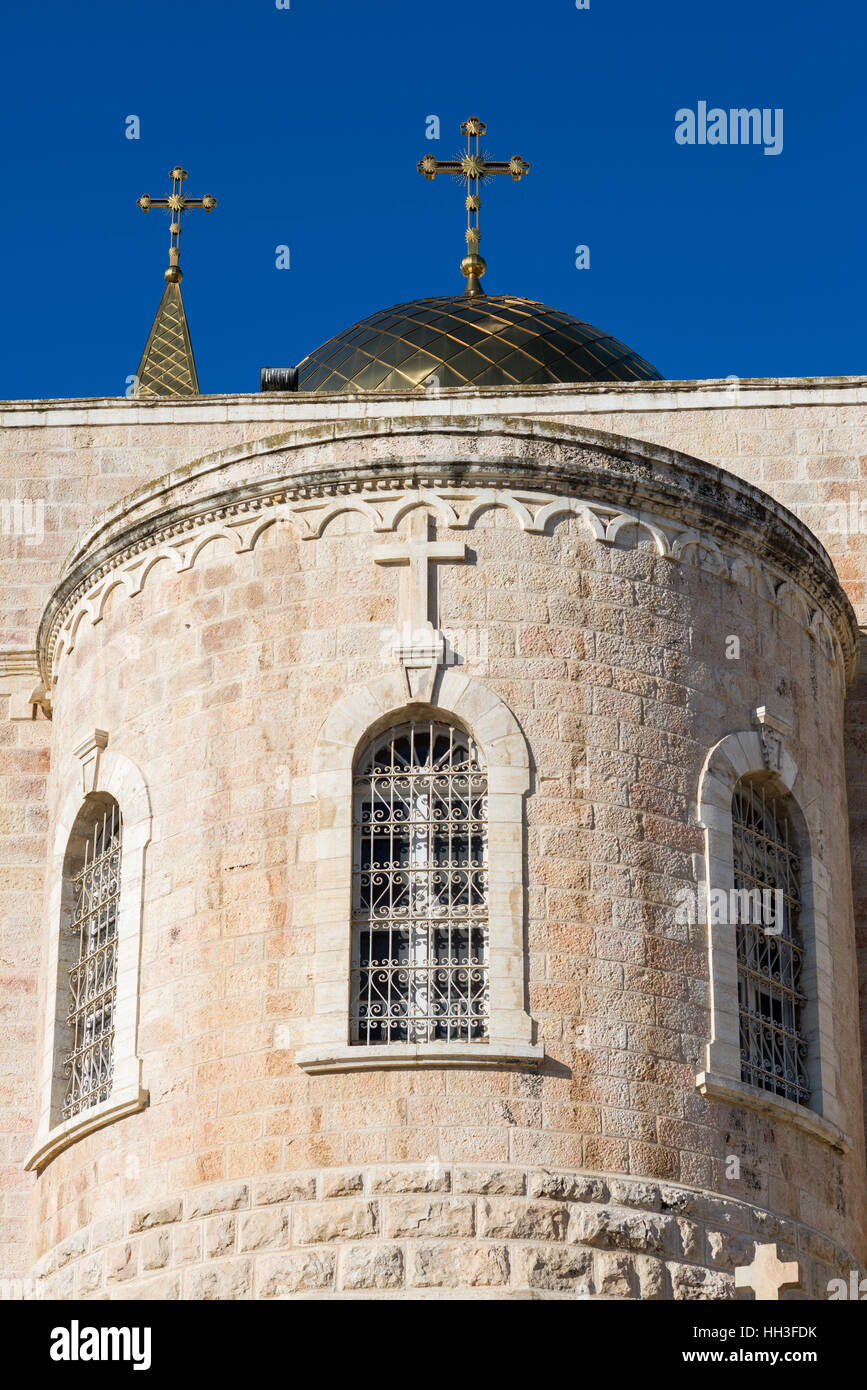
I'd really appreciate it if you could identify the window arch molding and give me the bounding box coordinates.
[694,727,850,1152]
[26,732,151,1172]
[296,668,542,1072]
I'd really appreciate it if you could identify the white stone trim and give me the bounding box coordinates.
[24,1089,149,1174]
[25,736,151,1172]
[694,729,844,1147]
[297,1042,544,1074]
[2,376,864,428]
[0,649,47,719]
[695,1073,851,1153]
[294,669,542,1073]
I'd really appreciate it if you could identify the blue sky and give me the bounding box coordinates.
[2,0,864,398]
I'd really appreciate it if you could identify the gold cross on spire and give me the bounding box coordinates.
[137,165,217,284]
[418,117,529,298]
[133,164,217,398]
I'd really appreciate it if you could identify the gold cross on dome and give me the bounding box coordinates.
[137,166,217,283]
[418,117,529,298]
[734,1244,801,1301]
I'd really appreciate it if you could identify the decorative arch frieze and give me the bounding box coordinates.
[40,484,848,687]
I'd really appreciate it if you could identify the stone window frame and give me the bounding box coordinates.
[295,669,543,1072]
[694,728,850,1152]
[25,732,150,1172]
[350,717,490,1046]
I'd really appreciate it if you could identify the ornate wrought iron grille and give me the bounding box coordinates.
[351,721,488,1044]
[732,780,809,1105]
[62,803,122,1119]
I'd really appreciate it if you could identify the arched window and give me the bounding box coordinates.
[59,796,122,1120]
[732,778,809,1105]
[352,720,488,1045]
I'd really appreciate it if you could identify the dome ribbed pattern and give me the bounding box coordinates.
[296,294,662,393]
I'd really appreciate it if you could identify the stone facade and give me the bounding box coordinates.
[26,1168,859,1301]
[1,382,865,1298]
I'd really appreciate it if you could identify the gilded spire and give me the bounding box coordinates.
[134,281,200,397]
[417,118,529,298]
[134,166,217,397]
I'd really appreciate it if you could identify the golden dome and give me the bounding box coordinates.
[296,294,662,393]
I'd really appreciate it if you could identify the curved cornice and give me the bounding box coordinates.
[38,415,860,686]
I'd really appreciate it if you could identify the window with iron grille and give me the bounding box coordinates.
[732,779,809,1106]
[62,800,122,1120]
[352,720,488,1045]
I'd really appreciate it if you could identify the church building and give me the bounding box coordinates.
[1,124,865,1300]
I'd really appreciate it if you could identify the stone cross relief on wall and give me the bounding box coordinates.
[374,509,468,700]
[734,1244,801,1300]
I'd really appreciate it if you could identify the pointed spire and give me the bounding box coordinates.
[133,165,217,398]
[135,280,199,397]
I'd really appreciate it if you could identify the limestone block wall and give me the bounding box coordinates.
[21,420,864,1296]
[0,381,863,1289]
[542,386,867,1166]
[32,1167,862,1301]
[0,708,49,1280]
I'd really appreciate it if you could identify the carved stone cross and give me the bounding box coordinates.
[735,1243,801,1300]
[374,510,466,634]
[374,510,467,700]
